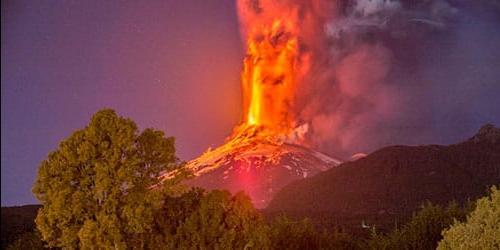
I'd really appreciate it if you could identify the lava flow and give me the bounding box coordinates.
[160,0,341,208]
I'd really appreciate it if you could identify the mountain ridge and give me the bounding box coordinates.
[265,124,500,230]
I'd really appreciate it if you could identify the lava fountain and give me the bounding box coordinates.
[241,18,298,131]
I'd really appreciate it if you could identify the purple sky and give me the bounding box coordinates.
[2,0,244,206]
[2,1,500,206]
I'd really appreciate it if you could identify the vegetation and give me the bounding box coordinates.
[148,189,269,249]
[1,205,40,248]
[268,216,357,250]
[366,202,471,250]
[32,109,180,249]
[6,231,44,250]
[438,186,500,250]
[29,109,266,249]
[18,109,497,249]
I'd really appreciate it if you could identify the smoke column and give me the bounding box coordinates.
[237,0,500,158]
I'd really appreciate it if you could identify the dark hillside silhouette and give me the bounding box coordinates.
[267,124,500,231]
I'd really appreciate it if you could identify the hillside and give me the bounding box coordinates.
[266,124,500,231]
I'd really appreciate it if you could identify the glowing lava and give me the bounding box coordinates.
[241,18,299,133]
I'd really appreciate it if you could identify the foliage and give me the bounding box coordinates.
[438,186,500,250]
[5,231,44,250]
[366,202,470,250]
[268,216,358,250]
[147,189,270,249]
[32,109,179,249]
[1,205,41,248]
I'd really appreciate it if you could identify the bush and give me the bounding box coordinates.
[367,202,470,250]
[147,189,270,249]
[438,186,500,250]
[269,216,358,250]
[6,231,44,250]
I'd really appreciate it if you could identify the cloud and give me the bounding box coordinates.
[354,0,401,16]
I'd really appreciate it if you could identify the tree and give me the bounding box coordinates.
[367,202,470,250]
[269,216,319,249]
[6,231,44,250]
[438,186,500,250]
[151,189,270,249]
[32,109,180,249]
[269,216,357,250]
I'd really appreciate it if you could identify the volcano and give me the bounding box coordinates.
[160,1,344,207]
[181,126,341,208]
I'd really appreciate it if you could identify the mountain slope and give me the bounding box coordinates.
[181,126,341,208]
[266,124,500,230]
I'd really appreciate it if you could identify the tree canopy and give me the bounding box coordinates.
[367,202,470,250]
[438,186,500,250]
[32,109,179,249]
[148,188,270,249]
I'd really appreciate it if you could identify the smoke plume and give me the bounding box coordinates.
[237,0,500,158]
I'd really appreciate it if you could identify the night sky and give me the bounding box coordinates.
[2,0,243,206]
[2,0,500,206]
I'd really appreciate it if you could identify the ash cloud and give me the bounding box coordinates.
[239,0,500,158]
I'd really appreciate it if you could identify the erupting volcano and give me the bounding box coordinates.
[161,0,342,207]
